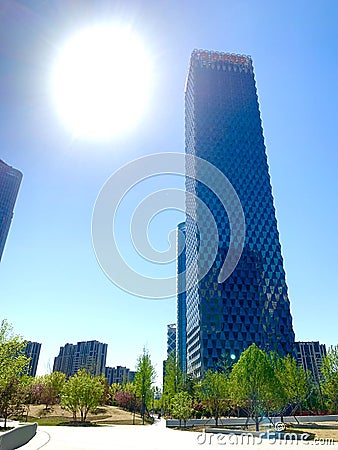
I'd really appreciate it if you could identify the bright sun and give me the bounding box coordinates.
[52,25,151,140]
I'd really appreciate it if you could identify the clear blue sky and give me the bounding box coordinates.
[0,0,337,380]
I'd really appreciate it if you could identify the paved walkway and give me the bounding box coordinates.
[20,419,335,450]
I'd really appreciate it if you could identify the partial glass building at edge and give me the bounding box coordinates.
[0,159,23,262]
[183,50,295,377]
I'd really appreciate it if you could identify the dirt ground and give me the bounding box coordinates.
[286,422,338,442]
[26,404,143,425]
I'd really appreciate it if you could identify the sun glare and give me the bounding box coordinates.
[52,25,152,140]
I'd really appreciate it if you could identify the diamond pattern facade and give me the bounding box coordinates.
[184,50,295,377]
[167,323,177,357]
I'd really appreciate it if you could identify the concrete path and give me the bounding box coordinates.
[20,418,336,450]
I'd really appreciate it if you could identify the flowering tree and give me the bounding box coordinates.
[31,372,66,409]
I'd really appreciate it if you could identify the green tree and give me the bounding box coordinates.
[0,320,30,427]
[134,348,156,424]
[273,354,311,418]
[108,383,121,405]
[61,369,104,422]
[171,391,193,427]
[198,370,230,426]
[183,373,198,398]
[229,344,276,431]
[321,345,338,412]
[121,382,136,394]
[162,352,183,415]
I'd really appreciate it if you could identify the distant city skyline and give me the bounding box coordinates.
[23,337,137,383]
[0,0,337,379]
[20,334,328,388]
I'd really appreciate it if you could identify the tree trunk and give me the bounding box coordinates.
[142,394,145,425]
[255,415,259,432]
[25,404,30,422]
[244,416,249,430]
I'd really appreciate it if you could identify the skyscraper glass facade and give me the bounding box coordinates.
[0,159,23,262]
[184,50,295,377]
[166,323,177,357]
[176,222,187,374]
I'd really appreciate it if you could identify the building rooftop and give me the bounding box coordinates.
[191,49,252,67]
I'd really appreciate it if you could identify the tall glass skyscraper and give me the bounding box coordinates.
[0,159,23,262]
[184,50,294,377]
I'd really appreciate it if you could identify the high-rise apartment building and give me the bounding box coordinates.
[105,366,136,385]
[295,341,327,384]
[53,340,107,377]
[24,341,41,377]
[0,159,23,261]
[53,343,75,377]
[183,50,295,377]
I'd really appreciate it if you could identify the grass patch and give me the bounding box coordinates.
[25,416,103,426]
[97,418,143,425]
[57,421,100,427]
[26,416,67,426]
